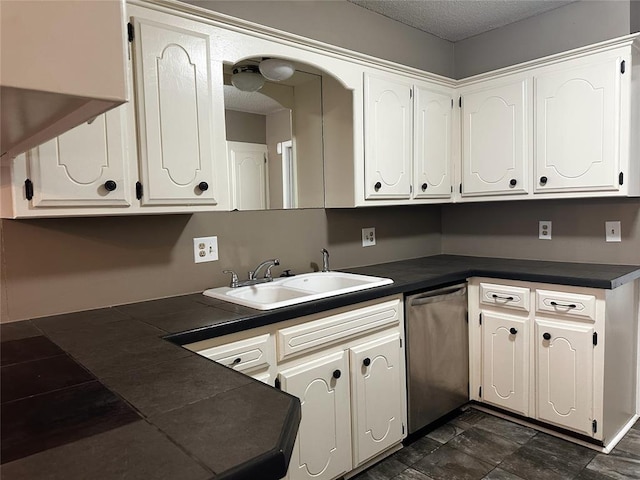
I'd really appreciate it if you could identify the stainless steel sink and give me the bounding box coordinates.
[203,271,393,310]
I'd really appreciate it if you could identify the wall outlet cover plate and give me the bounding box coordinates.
[194,236,219,263]
[605,221,621,242]
[362,227,376,247]
[539,221,552,240]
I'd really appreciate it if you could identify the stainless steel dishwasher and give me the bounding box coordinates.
[406,284,469,434]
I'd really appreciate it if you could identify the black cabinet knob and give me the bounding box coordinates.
[421,183,428,191]
[543,332,551,341]
[363,358,371,367]
[374,182,382,192]
[509,179,517,187]
[509,327,518,335]
[104,180,117,192]
[332,369,341,379]
[540,176,548,185]
[232,357,241,365]
[198,181,209,191]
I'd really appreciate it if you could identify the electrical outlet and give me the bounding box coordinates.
[539,221,552,240]
[362,227,376,247]
[605,221,621,242]
[193,236,219,263]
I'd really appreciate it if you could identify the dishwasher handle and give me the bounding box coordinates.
[408,284,467,306]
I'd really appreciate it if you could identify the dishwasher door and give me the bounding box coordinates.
[406,284,469,434]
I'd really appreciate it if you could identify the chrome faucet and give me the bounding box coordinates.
[223,258,280,288]
[321,248,330,272]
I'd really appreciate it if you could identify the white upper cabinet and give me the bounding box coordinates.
[461,78,531,197]
[534,53,625,193]
[363,73,413,200]
[27,107,131,209]
[413,86,453,198]
[131,17,219,205]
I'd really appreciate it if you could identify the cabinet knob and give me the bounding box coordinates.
[509,327,518,335]
[543,332,551,341]
[374,182,382,192]
[540,176,548,186]
[232,357,241,365]
[363,358,371,367]
[421,183,428,191]
[332,369,341,379]
[198,181,209,192]
[104,180,117,192]
[509,179,517,187]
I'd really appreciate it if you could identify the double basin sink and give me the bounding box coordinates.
[203,271,393,310]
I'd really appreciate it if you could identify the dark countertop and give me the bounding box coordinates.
[2,255,639,479]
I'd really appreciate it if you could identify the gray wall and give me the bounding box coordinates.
[454,0,632,78]
[632,0,640,33]
[225,110,266,144]
[186,0,455,77]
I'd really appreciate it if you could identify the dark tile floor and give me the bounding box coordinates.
[353,407,640,480]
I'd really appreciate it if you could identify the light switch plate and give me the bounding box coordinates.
[539,221,552,240]
[194,236,219,263]
[605,221,621,242]
[362,227,376,247]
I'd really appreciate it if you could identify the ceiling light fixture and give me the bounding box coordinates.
[231,65,265,92]
[259,58,295,82]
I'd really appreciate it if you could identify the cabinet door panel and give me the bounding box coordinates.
[462,79,530,196]
[413,87,452,198]
[132,17,218,205]
[280,351,351,480]
[227,142,268,210]
[364,74,412,199]
[535,56,621,193]
[482,311,529,416]
[29,108,130,207]
[535,319,594,436]
[350,332,403,466]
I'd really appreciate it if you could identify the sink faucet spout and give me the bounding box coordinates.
[249,258,280,280]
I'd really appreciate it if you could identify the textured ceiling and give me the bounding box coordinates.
[347,0,578,41]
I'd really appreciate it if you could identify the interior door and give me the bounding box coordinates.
[227,142,269,210]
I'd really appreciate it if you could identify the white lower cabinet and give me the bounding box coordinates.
[185,296,406,480]
[469,278,639,448]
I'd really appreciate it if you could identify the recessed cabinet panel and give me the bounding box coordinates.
[482,311,529,416]
[364,73,412,199]
[28,108,130,207]
[281,351,352,480]
[132,17,218,205]
[462,79,530,196]
[413,87,452,198]
[349,333,403,467]
[535,318,594,436]
[535,56,621,193]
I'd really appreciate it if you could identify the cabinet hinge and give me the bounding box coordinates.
[402,424,405,435]
[465,313,469,324]
[459,96,462,108]
[479,313,482,325]
[450,185,453,193]
[127,22,134,42]
[592,419,597,433]
[264,153,267,163]
[479,386,482,398]
[619,172,624,185]
[409,184,413,194]
[451,98,454,109]
[621,60,626,74]
[135,181,143,200]
[593,332,598,346]
[24,179,34,201]
[459,183,462,194]
[400,338,403,348]
[409,88,413,99]
[274,377,281,390]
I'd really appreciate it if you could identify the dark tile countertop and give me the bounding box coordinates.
[1,255,639,479]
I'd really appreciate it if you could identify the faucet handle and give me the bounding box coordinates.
[223,270,239,288]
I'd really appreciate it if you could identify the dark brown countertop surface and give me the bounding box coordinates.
[2,255,639,479]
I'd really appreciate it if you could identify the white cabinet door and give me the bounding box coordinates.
[363,73,412,200]
[28,108,130,208]
[535,319,594,436]
[461,79,530,196]
[349,332,404,467]
[227,142,268,210]
[482,311,529,416]
[413,86,453,198]
[535,56,623,193]
[280,351,352,480]
[132,17,219,205]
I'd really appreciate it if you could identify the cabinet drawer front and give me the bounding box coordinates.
[277,300,400,361]
[536,290,596,321]
[480,283,530,312]
[197,334,271,373]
